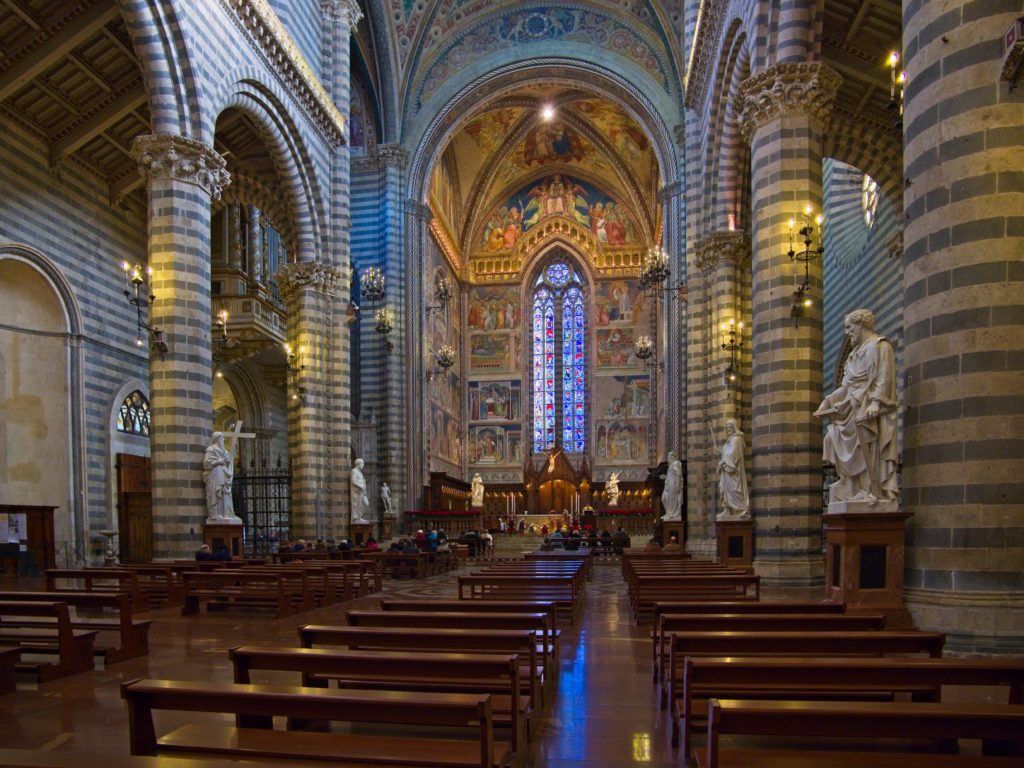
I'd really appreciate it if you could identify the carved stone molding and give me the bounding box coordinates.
[885,230,903,259]
[277,260,343,298]
[673,123,687,147]
[321,0,362,29]
[405,199,432,222]
[694,230,750,271]
[735,62,842,142]
[131,134,231,199]
[351,155,379,173]
[220,0,346,146]
[377,144,409,170]
[658,180,684,203]
[684,0,728,110]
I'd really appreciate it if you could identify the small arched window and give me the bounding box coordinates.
[116,390,151,437]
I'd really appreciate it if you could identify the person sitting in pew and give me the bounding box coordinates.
[195,544,213,561]
[365,537,379,551]
[663,535,682,553]
[644,538,662,552]
[211,544,232,561]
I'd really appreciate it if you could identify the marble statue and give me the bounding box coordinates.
[203,432,242,523]
[380,482,394,516]
[471,473,485,507]
[350,458,369,523]
[717,419,750,519]
[606,471,621,507]
[814,308,899,507]
[660,450,683,521]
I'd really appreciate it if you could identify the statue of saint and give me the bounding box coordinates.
[203,432,242,523]
[814,308,899,506]
[471,473,485,507]
[717,419,750,519]
[660,450,683,521]
[350,458,369,523]
[380,482,394,516]
[606,471,621,507]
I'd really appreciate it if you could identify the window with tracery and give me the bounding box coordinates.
[862,174,880,229]
[117,390,151,436]
[532,261,586,452]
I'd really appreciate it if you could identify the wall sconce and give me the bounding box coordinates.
[426,343,456,382]
[212,308,229,378]
[1002,17,1024,90]
[720,318,743,385]
[887,51,905,128]
[284,342,305,403]
[425,274,453,317]
[120,261,166,359]
[374,307,394,353]
[787,206,824,327]
[633,335,663,370]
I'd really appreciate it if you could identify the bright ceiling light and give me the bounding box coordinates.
[541,105,555,121]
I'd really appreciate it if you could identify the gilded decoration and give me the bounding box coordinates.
[131,134,231,199]
[277,261,343,298]
[735,62,842,141]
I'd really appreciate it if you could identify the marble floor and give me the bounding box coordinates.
[0,560,678,767]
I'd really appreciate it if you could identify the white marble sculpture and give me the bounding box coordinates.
[471,473,485,507]
[350,458,370,523]
[203,432,242,523]
[380,482,394,516]
[717,419,750,520]
[606,471,621,507]
[814,308,899,509]
[660,451,683,521]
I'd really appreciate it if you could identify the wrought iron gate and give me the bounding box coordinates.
[232,459,291,556]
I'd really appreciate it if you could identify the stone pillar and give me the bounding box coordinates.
[278,262,343,541]
[405,198,432,514]
[322,0,361,539]
[685,243,715,553]
[658,176,686,462]
[736,62,840,585]
[227,203,243,272]
[901,2,1024,654]
[131,133,230,558]
[247,204,262,284]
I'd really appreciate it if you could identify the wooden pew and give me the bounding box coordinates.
[679,655,1024,758]
[381,598,561,628]
[524,550,594,580]
[180,570,312,617]
[239,564,339,607]
[0,646,18,695]
[629,574,761,622]
[665,629,945,661]
[359,550,430,579]
[298,625,545,709]
[0,590,151,663]
[0,601,96,681]
[230,645,530,755]
[0,749,287,768]
[653,612,886,689]
[45,569,151,611]
[121,678,511,768]
[458,574,581,618]
[87,564,183,608]
[700,698,1024,768]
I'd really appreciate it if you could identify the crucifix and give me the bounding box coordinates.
[225,420,256,458]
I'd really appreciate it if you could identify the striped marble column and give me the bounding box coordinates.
[279,262,342,540]
[322,0,361,539]
[659,176,686,461]
[736,62,840,585]
[901,2,1024,653]
[131,133,229,558]
[405,199,432,514]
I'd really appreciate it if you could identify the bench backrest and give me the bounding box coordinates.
[670,630,945,658]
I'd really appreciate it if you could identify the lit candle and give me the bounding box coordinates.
[121,261,130,293]
[888,51,899,100]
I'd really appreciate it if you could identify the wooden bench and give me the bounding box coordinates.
[298,625,545,708]
[0,646,18,695]
[0,590,151,663]
[0,749,288,768]
[240,564,339,607]
[679,655,1024,758]
[87,564,183,608]
[230,644,530,754]
[181,570,312,617]
[45,569,151,611]
[629,574,761,622]
[121,678,511,768]
[654,612,886,688]
[381,598,562,628]
[699,698,1024,768]
[0,601,96,681]
[458,575,581,617]
[359,550,431,579]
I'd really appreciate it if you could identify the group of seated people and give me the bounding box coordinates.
[540,526,632,552]
[278,538,355,554]
[642,534,682,552]
[194,543,233,561]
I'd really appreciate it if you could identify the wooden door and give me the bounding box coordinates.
[116,453,153,563]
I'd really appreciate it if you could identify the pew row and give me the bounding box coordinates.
[0,601,96,681]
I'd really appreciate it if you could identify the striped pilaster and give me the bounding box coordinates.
[737,62,840,585]
[659,173,687,462]
[405,198,432,518]
[901,0,1024,654]
[774,0,820,65]
[323,0,360,540]
[132,133,230,559]
[279,262,342,540]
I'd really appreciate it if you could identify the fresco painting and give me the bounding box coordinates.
[467,286,521,331]
[470,332,519,372]
[469,425,523,466]
[594,375,650,419]
[469,380,520,421]
[594,422,648,464]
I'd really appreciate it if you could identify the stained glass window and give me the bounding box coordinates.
[117,390,151,436]
[532,262,586,452]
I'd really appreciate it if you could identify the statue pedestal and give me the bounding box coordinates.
[823,504,912,627]
[380,516,395,543]
[656,520,685,549]
[204,522,244,558]
[715,517,753,566]
[349,522,374,546]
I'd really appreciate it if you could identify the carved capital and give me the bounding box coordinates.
[277,260,343,299]
[885,230,903,259]
[735,62,842,142]
[694,230,750,271]
[321,0,362,29]
[405,199,432,222]
[131,134,231,200]
[657,180,684,204]
[673,123,687,147]
[377,144,409,170]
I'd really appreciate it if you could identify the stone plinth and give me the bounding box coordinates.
[379,517,395,543]
[204,522,244,558]
[715,517,753,566]
[823,506,912,627]
[349,522,374,545]
[656,520,685,548]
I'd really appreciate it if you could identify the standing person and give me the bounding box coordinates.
[815,308,899,505]
[717,419,750,519]
[350,458,370,523]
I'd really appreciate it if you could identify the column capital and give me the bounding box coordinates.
[735,62,841,142]
[657,179,684,203]
[131,133,231,200]
[321,0,362,29]
[405,198,432,222]
[694,230,751,271]
[277,261,344,299]
[377,144,409,170]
